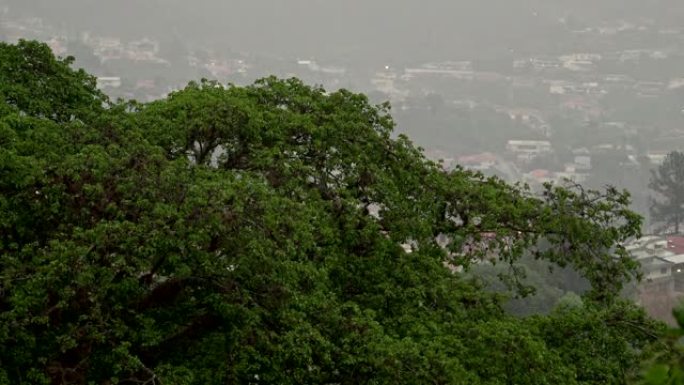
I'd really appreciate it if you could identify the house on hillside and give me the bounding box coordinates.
[555,164,588,184]
[627,235,684,324]
[92,37,124,62]
[127,38,161,62]
[667,236,684,254]
[572,148,592,170]
[371,71,408,101]
[506,140,552,162]
[561,97,604,120]
[457,153,497,171]
[523,169,553,186]
[628,237,679,302]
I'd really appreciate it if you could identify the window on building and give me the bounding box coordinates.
[661,267,669,275]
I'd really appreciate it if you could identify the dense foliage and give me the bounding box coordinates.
[0,40,669,384]
[640,308,684,385]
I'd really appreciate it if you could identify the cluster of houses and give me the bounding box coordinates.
[81,34,167,65]
[627,236,684,323]
[0,16,168,66]
[628,236,684,289]
[4,13,684,193]
[454,140,593,187]
[372,46,682,103]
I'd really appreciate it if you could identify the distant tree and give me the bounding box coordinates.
[649,151,684,234]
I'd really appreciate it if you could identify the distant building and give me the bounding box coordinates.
[548,80,573,95]
[605,74,635,85]
[561,97,604,119]
[572,154,592,170]
[127,38,160,61]
[46,36,68,56]
[457,152,497,171]
[562,60,595,72]
[205,60,235,78]
[92,37,124,62]
[297,59,346,75]
[627,236,684,324]
[96,76,122,89]
[556,164,588,183]
[371,70,408,101]
[404,61,474,80]
[668,78,684,90]
[530,57,562,70]
[634,81,665,98]
[506,140,552,162]
[559,53,603,62]
[646,151,670,166]
[649,50,669,60]
[512,59,529,69]
[667,236,684,254]
[523,169,553,185]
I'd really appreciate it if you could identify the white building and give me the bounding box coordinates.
[506,140,552,159]
[96,77,122,89]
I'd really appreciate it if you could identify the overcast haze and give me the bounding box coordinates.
[6,0,684,62]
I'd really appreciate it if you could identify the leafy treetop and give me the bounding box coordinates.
[0,41,663,385]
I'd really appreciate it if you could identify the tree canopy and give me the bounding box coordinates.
[0,40,669,384]
[649,151,684,234]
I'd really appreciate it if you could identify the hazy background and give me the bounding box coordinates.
[6,0,684,64]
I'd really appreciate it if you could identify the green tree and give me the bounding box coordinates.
[638,307,684,385]
[649,151,684,234]
[0,41,666,384]
[0,39,107,123]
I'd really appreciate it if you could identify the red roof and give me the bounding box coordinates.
[667,236,684,254]
[529,169,551,179]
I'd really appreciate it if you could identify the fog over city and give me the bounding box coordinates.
[3,2,684,381]
[6,1,684,58]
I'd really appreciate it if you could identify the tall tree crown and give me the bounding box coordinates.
[0,41,662,385]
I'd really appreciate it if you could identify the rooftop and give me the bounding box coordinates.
[663,254,684,265]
